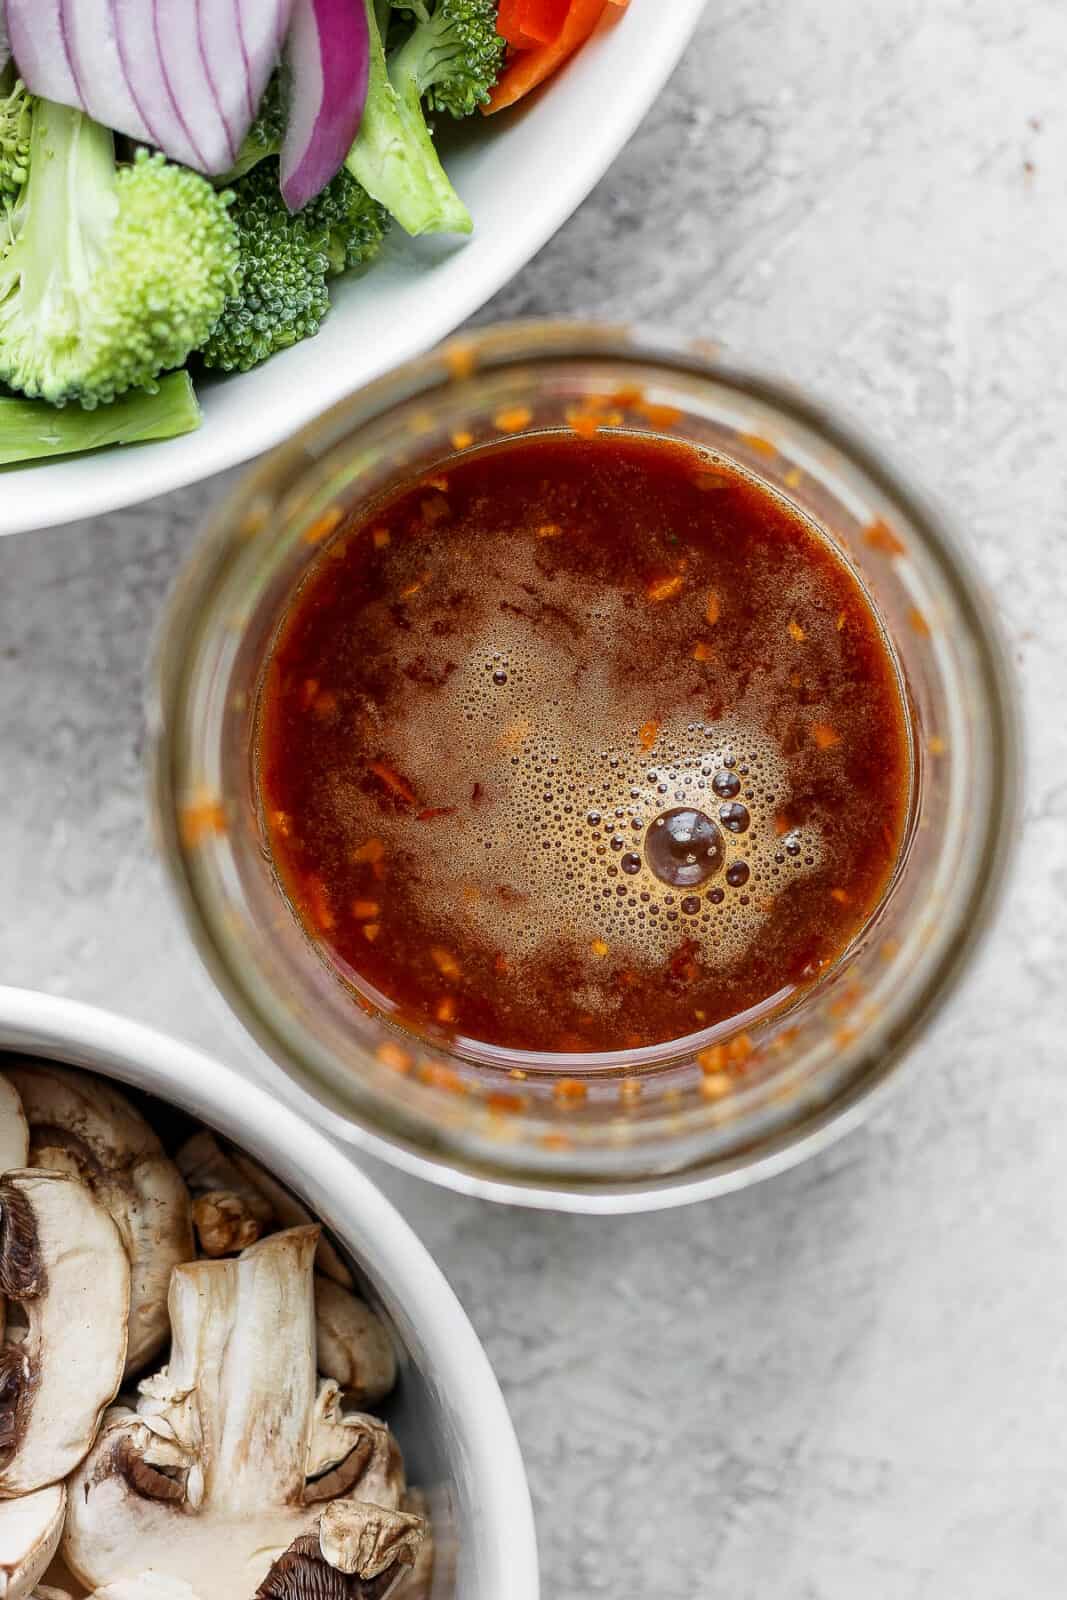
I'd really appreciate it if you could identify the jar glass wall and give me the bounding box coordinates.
[150,322,1016,1210]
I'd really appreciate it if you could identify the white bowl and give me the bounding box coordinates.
[0,1,704,537]
[0,984,539,1600]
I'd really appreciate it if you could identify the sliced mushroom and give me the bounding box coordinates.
[64,1229,411,1600]
[0,1171,129,1496]
[177,1131,353,1286]
[0,1483,65,1599]
[2,1065,192,1377]
[314,1279,396,1407]
[391,1491,433,1600]
[176,1132,272,1257]
[305,1384,403,1507]
[255,1502,424,1600]
[32,1579,200,1600]
[0,1079,28,1176]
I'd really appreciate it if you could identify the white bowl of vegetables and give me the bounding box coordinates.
[0,0,703,536]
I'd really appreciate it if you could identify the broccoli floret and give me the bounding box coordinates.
[201,158,390,373]
[0,99,238,408]
[305,167,391,275]
[0,74,31,213]
[0,371,201,465]
[389,0,504,119]
[345,0,480,236]
[219,73,288,184]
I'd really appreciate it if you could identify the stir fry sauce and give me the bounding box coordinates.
[258,435,910,1054]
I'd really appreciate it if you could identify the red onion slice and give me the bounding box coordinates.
[4,0,293,175]
[280,0,369,212]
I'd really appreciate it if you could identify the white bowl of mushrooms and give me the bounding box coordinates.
[0,986,538,1600]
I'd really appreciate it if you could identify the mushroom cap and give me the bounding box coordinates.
[0,1171,129,1496]
[3,1065,193,1377]
[314,1281,396,1410]
[0,1080,28,1177]
[0,1482,64,1600]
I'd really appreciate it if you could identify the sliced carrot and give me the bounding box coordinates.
[485,0,610,113]
[497,0,539,46]
[517,0,571,42]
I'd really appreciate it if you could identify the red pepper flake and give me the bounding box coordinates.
[692,640,713,662]
[302,505,343,545]
[638,719,659,751]
[493,952,510,975]
[553,1078,587,1105]
[304,874,335,932]
[450,429,474,450]
[908,606,932,637]
[787,619,806,643]
[590,937,610,958]
[836,610,847,631]
[352,899,380,920]
[417,806,458,822]
[421,1059,465,1092]
[362,922,381,942]
[727,1032,754,1065]
[928,735,946,756]
[430,946,462,980]
[486,1091,526,1115]
[635,399,683,428]
[697,1043,727,1075]
[398,571,431,599]
[179,796,227,848]
[811,722,841,751]
[829,887,851,905]
[739,431,777,458]
[536,522,562,538]
[443,342,475,380]
[372,528,391,549]
[471,782,484,805]
[368,760,417,805]
[311,689,338,718]
[494,405,533,434]
[269,809,292,838]
[619,1078,642,1105]
[299,677,320,710]
[377,1041,412,1074]
[564,403,623,439]
[646,574,685,603]
[351,837,385,864]
[608,385,644,409]
[700,1073,732,1102]
[434,996,458,1026]
[705,590,721,625]
[864,517,906,555]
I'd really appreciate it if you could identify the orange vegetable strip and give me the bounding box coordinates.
[484,0,609,113]
[517,0,570,42]
[497,0,539,45]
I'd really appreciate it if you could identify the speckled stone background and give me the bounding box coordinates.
[3,3,1067,1595]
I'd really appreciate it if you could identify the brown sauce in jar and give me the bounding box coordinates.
[258,434,910,1055]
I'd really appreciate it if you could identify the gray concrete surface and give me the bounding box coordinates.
[3,2,1067,1594]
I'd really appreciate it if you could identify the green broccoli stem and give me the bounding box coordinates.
[16,101,115,323]
[345,0,472,237]
[0,371,201,465]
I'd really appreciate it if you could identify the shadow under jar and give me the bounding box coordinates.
[150,321,1017,1211]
